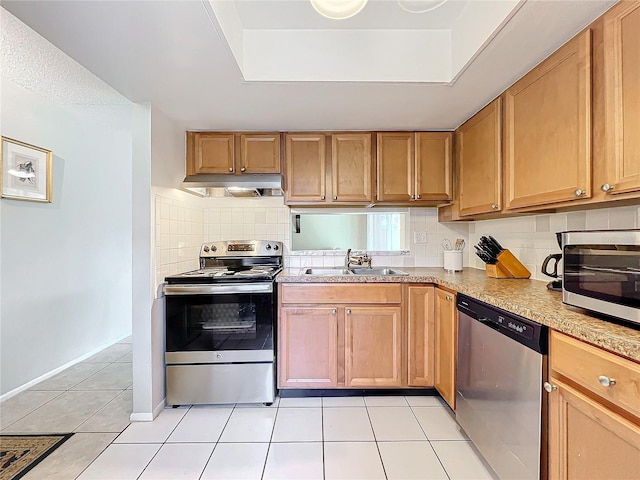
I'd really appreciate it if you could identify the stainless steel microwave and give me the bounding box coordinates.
[561,230,640,325]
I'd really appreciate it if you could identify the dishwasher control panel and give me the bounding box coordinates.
[457,294,547,354]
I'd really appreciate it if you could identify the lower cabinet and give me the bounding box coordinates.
[547,331,640,478]
[407,285,435,386]
[345,306,402,387]
[278,307,338,388]
[434,287,457,409]
[278,283,434,389]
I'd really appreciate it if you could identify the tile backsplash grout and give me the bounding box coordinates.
[153,191,639,288]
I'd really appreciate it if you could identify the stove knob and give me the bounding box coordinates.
[203,246,210,252]
[211,245,217,252]
[273,244,279,251]
[265,244,272,250]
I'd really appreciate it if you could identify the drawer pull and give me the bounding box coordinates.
[543,382,557,393]
[598,375,616,387]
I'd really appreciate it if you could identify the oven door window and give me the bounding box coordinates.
[166,293,273,352]
[564,244,640,309]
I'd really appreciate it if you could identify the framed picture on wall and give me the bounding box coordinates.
[1,137,53,203]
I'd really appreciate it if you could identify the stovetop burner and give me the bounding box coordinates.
[165,241,283,285]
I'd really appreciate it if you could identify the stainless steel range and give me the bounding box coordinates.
[163,240,283,406]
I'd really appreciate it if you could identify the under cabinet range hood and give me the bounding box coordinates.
[182,174,283,198]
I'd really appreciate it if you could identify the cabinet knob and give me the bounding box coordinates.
[228,167,233,172]
[321,195,325,200]
[543,382,557,393]
[574,189,586,197]
[333,196,337,200]
[416,194,421,199]
[346,309,351,315]
[601,183,614,193]
[445,295,453,301]
[598,375,616,387]
[240,167,246,172]
[332,309,337,315]
[491,203,499,210]
[411,195,415,200]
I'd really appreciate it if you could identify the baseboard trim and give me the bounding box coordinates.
[130,397,166,422]
[0,331,132,403]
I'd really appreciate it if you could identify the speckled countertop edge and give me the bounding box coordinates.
[276,267,640,362]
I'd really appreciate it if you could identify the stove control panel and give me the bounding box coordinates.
[200,240,283,258]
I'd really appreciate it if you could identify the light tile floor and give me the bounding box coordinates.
[1,338,498,479]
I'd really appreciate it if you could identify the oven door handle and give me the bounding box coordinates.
[163,283,273,295]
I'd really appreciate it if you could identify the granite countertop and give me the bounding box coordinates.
[277,267,640,362]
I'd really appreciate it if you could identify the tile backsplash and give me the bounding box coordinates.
[469,205,639,281]
[154,190,638,288]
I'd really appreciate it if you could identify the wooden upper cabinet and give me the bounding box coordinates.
[240,133,281,173]
[504,30,592,209]
[377,132,414,202]
[284,133,327,203]
[456,98,502,217]
[407,285,435,387]
[186,131,281,176]
[187,132,234,175]
[603,1,640,196]
[344,306,403,387]
[415,132,453,202]
[434,288,457,410]
[331,133,373,203]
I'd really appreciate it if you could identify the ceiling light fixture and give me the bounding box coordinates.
[397,0,448,14]
[310,0,369,19]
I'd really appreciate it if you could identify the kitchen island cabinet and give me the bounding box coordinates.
[547,331,640,479]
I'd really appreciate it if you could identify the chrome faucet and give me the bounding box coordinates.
[345,249,372,269]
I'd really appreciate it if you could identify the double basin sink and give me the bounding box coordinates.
[301,267,409,276]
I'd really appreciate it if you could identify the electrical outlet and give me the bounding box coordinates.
[413,231,427,244]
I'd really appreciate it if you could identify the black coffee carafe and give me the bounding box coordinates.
[542,232,563,292]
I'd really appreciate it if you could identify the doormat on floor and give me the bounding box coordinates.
[0,433,73,480]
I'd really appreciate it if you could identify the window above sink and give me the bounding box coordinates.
[290,208,410,253]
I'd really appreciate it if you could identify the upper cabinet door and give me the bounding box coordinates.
[415,132,453,202]
[240,133,281,174]
[284,134,327,203]
[187,132,235,175]
[603,1,640,196]
[377,132,414,202]
[456,98,502,217]
[331,133,373,203]
[504,30,592,209]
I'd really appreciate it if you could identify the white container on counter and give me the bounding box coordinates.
[443,250,463,272]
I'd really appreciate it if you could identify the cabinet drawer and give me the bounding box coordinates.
[280,284,402,304]
[550,331,640,419]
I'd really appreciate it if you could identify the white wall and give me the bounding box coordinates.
[469,205,640,281]
[0,9,133,397]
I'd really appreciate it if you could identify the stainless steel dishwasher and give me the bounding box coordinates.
[456,294,548,480]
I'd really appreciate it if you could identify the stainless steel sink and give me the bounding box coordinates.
[300,267,409,276]
[300,268,352,276]
[350,268,409,276]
